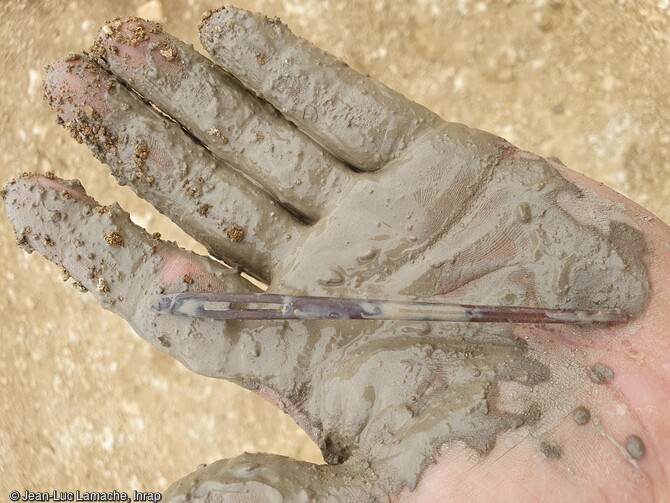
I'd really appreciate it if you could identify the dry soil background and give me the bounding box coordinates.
[1,0,668,493]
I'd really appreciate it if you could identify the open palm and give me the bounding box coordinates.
[4,7,669,501]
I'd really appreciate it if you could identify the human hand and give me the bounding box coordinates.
[4,6,670,501]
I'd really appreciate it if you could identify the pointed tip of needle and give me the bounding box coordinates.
[546,308,628,324]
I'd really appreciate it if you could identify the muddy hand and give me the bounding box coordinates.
[4,6,670,501]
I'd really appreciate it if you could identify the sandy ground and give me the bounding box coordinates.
[1,0,668,493]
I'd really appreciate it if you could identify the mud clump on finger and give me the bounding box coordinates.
[104,231,124,247]
[226,225,245,242]
[133,140,150,179]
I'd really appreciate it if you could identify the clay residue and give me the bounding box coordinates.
[163,452,377,502]
[626,435,646,460]
[590,363,615,384]
[276,122,650,322]
[262,87,649,500]
[304,323,552,490]
[197,204,211,216]
[87,7,652,499]
[97,16,159,48]
[540,441,562,460]
[573,406,591,425]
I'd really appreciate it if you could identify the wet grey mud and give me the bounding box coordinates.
[3,5,654,502]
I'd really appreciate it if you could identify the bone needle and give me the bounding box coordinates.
[148,293,627,324]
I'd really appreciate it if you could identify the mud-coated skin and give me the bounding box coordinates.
[2,6,658,502]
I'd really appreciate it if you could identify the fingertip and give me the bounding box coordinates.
[3,174,94,264]
[44,54,93,95]
[5,173,74,208]
[117,16,161,39]
[198,5,226,33]
[4,173,94,220]
[93,16,179,72]
[198,6,242,46]
[95,16,162,47]
[43,54,82,110]
[43,54,111,122]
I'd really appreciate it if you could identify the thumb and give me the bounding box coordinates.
[164,452,376,503]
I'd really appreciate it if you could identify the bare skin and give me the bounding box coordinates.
[4,7,670,502]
